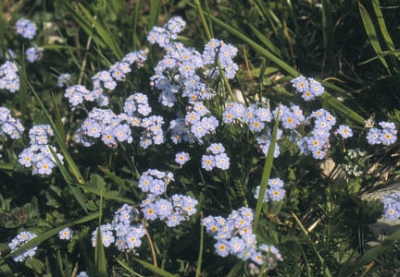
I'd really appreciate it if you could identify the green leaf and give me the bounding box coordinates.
[25,257,45,274]
[79,184,135,205]
[98,166,130,190]
[95,228,108,277]
[89,173,106,190]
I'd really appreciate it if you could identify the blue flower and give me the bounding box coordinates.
[155,199,173,220]
[36,157,55,175]
[125,230,142,249]
[366,128,381,145]
[268,187,286,201]
[202,155,215,171]
[214,153,230,170]
[207,143,225,155]
[59,228,73,240]
[165,212,185,227]
[336,125,353,138]
[26,46,43,63]
[175,151,190,166]
[290,75,308,93]
[311,149,326,160]
[309,78,325,96]
[142,203,158,220]
[381,194,400,220]
[215,240,230,257]
[57,73,71,87]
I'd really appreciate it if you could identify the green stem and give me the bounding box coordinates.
[253,105,280,231]
[195,212,204,277]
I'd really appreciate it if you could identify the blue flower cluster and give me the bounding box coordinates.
[366,121,397,145]
[64,50,146,110]
[223,102,272,130]
[203,208,282,273]
[149,16,238,106]
[92,204,146,250]
[296,108,338,160]
[1,18,41,94]
[201,143,230,171]
[382,192,400,221]
[89,170,198,250]
[222,89,394,162]
[75,93,162,149]
[26,45,43,63]
[139,115,165,148]
[15,18,37,40]
[0,60,19,93]
[76,108,132,148]
[290,75,324,101]
[8,231,37,262]
[0,107,24,139]
[139,169,198,227]
[18,124,64,175]
[169,102,219,145]
[254,178,286,202]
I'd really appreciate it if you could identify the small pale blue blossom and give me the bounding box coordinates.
[59,228,73,240]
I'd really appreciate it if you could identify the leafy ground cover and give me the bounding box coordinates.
[1,0,400,276]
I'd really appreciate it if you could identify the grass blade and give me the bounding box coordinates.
[1,212,100,260]
[358,2,390,73]
[149,0,162,30]
[195,5,368,125]
[131,257,179,277]
[321,0,334,69]
[78,3,123,60]
[247,24,281,57]
[291,212,332,277]
[23,76,85,185]
[340,229,400,276]
[372,0,395,52]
